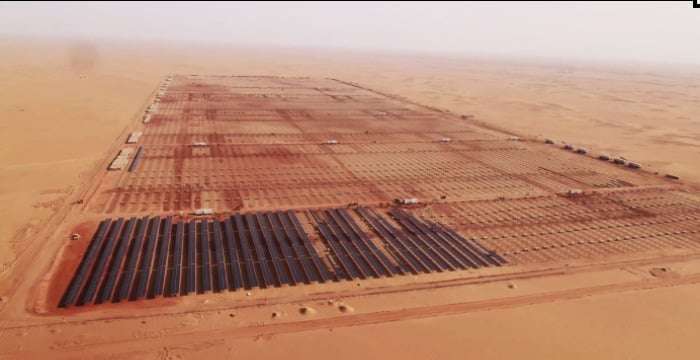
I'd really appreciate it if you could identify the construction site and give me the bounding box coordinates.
[47,75,700,309]
[2,74,700,358]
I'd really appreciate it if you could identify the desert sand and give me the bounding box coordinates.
[1,36,700,359]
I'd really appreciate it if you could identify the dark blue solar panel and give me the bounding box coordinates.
[331,209,390,277]
[436,223,494,267]
[310,211,358,280]
[266,212,308,284]
[234,214,258,289]
[276,212,318,283]
[391,209,459,271]
[186,219,196,294]
[424,220,483,268]
[320,211,370,279]
[256,213,289,286]
[355,207,424,274]
[369,208,438,272]
[79,218,124,305]
[283,211,332,282]
[199,220,212,293]
[169,220,184,295]
[135,216,160,298]
[212,219,227,292]
[117,216,148,301]
[223,218,244,290]
[98,217,136,303]
[62,208,499,308]
[60,218,112,307]
[152,216,173,297]
[244,213,274,288]
[337,208,396,276]
[324,210,379,278]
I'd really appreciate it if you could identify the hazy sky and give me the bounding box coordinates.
[1,1,699,65]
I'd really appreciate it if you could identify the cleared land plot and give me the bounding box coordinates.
[56,75,700,308]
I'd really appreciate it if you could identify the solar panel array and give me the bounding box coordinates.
[312,207,506,279]
[59,208,506,307]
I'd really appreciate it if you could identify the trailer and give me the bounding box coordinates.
[395,198,419,205]
[194,208,214,215]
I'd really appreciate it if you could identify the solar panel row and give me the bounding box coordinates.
[362,207,433,273]
[313,208,456,281]
[199,219,212,293]
[255,213,287,285]
[355,207,507,276]
[234,214,259,289]
[390,209,458,271]
[169,221,184,296]
[98,217,136,303]
[427,220,489,267]
[152,216,173,297]
[336,208,397,276]
[116,216,148,301]
[128,146,144,172]
[244,213,275,287]
[59,219,112,307]
[283,211,331,282]
[223,218,245,290]
[320,210,373,279]
[136,216,160,299]
[265,212,304,284]
[310,211,358,280]
[59,208,506,307]
[79,218,124,305]
[389,210,447,271]
[437,224,507,266]
[186,219,196,294]
[212,219,227,292]
[355,207,422,274]
[327,209,387,277]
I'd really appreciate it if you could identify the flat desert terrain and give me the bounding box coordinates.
[1,36,700,359]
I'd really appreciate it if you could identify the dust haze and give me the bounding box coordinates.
[0,2,699,65]
[67,41,99,73]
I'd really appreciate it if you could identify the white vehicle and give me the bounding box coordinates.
[567,189,583,196]
[395,198,419,205]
